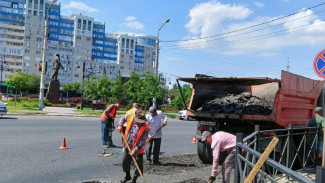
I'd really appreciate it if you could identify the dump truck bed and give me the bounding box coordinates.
[178,71,325,127]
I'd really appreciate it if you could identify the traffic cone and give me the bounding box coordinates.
[191,135,197,144]
[59,138,67,150]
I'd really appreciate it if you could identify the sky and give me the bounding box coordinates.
[58,0,325,84]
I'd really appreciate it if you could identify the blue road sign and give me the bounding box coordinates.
[314,50,325,79]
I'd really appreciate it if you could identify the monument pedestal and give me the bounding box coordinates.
[46,80,60,104]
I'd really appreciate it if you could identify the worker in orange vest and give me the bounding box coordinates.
[126,103,139,114]
[117,110,150,183]
[100,103,122,148]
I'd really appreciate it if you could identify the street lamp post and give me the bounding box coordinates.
[0,55,5,93]
[153,18,170,108]
[39,0,57,110]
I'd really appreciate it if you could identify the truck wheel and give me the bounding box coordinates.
[197,141,213,164]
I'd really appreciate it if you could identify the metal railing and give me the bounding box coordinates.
[235,125,322,183]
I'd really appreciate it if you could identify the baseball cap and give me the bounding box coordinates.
[134,110,147,123]
[315,107,323,113]
[201,131,211,142]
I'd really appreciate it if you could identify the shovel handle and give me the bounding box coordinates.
[146,125,164,143]
[120,132,147,183]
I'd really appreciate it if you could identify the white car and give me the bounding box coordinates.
[0,101,7,116]
[177,110,192,120]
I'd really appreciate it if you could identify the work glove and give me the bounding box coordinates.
[208,176,216,182]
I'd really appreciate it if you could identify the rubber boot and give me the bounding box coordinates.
[121,172,131,183]
[131,176,138,183]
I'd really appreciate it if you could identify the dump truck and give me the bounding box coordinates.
[177,71,325,163]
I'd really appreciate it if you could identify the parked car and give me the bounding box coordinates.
[177,110,192,120]
[0,101,7,116]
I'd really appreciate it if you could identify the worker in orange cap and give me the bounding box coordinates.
[100,103,122,148]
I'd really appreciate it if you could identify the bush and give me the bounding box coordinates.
[67,97,87,104]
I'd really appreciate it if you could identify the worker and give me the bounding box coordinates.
[126,103,139,114]
[309,106,325,162]
[145,106,167,164]
[117,110,151,183]
[200,131,236,183]
[100,103,122,148]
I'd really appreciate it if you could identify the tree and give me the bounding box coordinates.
[109,73,128,104]
[27,74,40,93]
[61,82,81,97]
[171,84,192,109]
[7,72,29,95]
[124,71,165,109]
[83,75,112,102]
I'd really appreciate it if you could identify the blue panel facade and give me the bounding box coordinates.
[46,3,60,41]
[0,0,25,24]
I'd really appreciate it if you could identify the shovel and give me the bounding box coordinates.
[120,132,147,183]
[146,125,165,143]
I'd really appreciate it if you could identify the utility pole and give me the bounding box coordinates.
[153,18,170,108]
[286,57,290,72]
[39,0,57,110]
[0,55,5,93]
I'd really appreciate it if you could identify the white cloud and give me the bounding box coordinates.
[123,16,144,30]
[62,1,97,13]
[180,2,325,56]
[254,2,264,8]
[180,1,252,49]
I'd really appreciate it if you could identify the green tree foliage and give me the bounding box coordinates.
[83,75,112,102]
[124,71,165,108]
[27,74,40,93]
[61,82,81,97]
[7,72,29,95]
[171,84,192,109]
[109,73,128,104]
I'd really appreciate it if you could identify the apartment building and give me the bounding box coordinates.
[114,33,156,77]
[0,0,25,81]
[0,0,156,86]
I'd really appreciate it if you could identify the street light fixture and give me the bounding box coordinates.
[39,0,58,110]
[153,18,170,108]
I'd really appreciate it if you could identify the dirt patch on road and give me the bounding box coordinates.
[144,154,209,175]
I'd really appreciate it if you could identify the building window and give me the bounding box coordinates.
[122,38,125,47]
[131,40,134,48]
[120,66,124,70]
[126,39,129,48]
[88,21,91,31]
[83,20,86,30]
[78,19,81,29]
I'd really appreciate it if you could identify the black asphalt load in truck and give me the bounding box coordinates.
[177,71,325,164]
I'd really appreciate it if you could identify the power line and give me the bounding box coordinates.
[161,9,325,48]
[162,19,325,50]
[161,2,325,43]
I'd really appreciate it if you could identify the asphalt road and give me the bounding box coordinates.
[0,115,210,183]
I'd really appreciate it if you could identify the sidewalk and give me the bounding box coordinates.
[43,106,82,116]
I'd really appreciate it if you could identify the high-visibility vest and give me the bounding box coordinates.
[132,124,150,155]
[100,105,117,121]
[126,107,135,115]
[123,113,150,155]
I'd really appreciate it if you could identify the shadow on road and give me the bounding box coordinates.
[0,117,18,120]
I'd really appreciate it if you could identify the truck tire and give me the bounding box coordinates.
[197,141,213,164]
